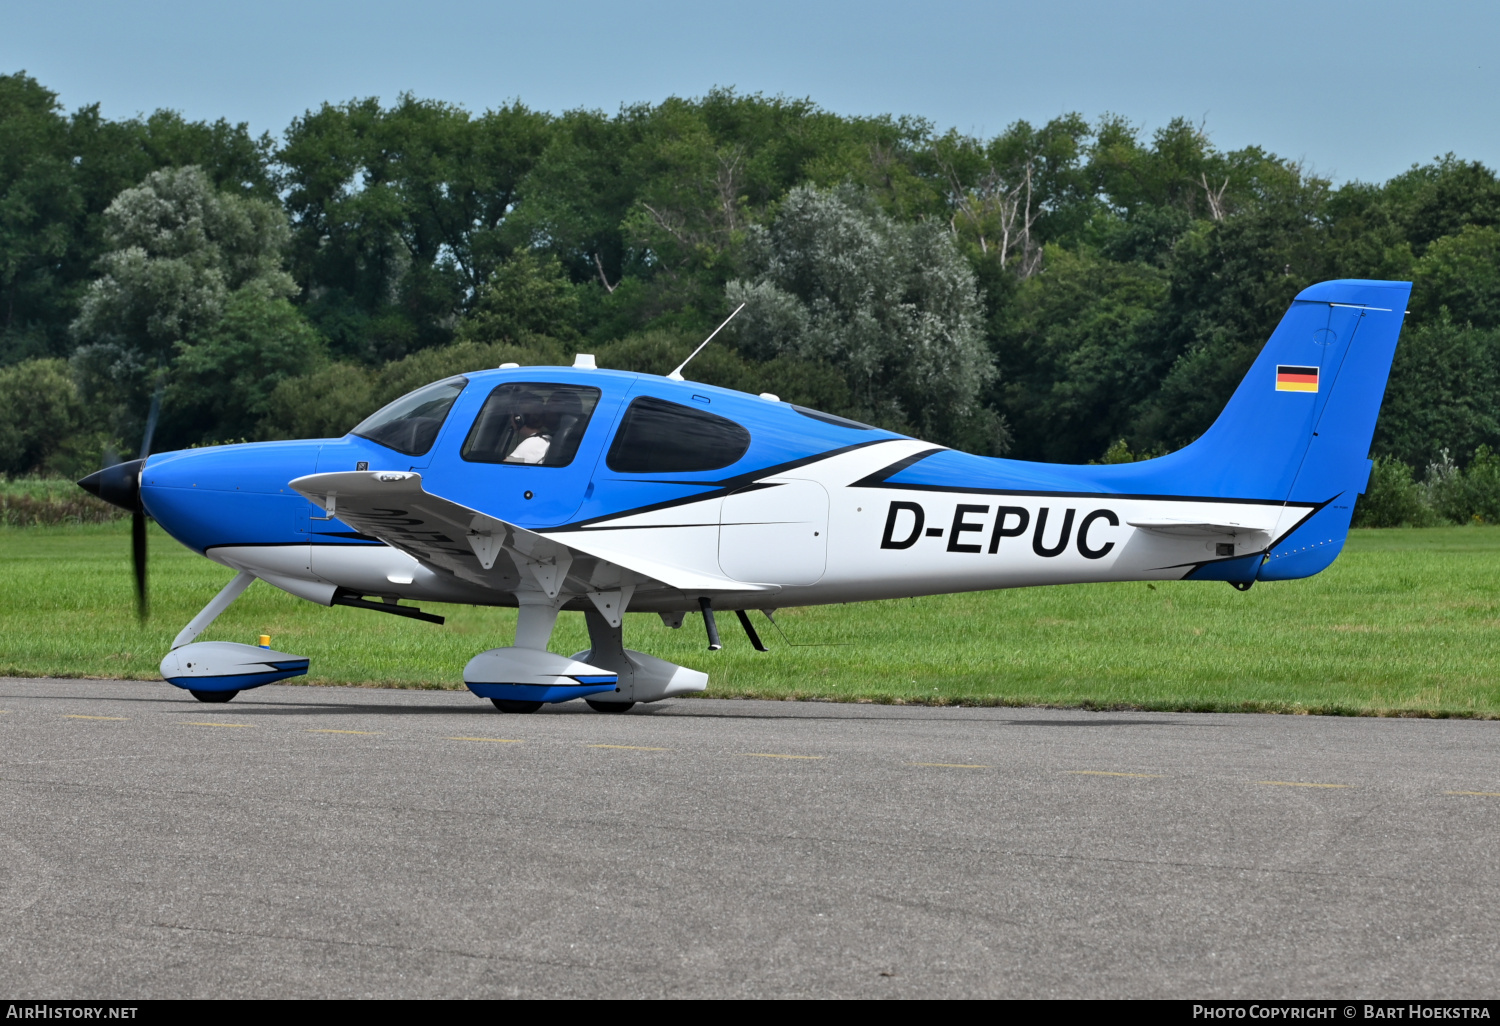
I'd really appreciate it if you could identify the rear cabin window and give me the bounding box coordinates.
[352,377,467,456]
[605,396,751,473]
[460,382,602,467]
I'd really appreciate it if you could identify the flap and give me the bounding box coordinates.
[290,470,775,600]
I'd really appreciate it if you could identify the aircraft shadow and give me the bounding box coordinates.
[3,684,1216,725]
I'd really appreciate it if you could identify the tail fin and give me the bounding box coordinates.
[1163,278,1411,580]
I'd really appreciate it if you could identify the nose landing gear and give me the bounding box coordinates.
[189,690,241,704]
[490,698,545,713]
[160,572,310,700]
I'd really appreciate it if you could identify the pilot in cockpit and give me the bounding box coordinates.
[503,405,555,464]
[501,390,585,465]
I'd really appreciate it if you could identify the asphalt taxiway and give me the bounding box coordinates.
[1,678,1497,998]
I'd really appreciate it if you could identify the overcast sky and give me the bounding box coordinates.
[5,0,1497,184]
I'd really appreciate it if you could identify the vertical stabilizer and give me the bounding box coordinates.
[1161,279,1411,579]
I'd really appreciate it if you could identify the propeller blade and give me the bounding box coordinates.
[133,508,148,621]
[128,373,164,623]
[140,378,163,462]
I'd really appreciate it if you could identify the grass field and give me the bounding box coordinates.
[2,521,1497,716]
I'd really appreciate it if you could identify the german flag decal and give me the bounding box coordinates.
[1276,365,1319,393]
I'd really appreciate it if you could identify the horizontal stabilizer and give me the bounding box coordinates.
[1127,518,1273,538]
[289,470,775,600]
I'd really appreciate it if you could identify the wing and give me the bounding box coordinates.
[290,471,776,619]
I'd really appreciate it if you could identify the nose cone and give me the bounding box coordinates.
[78,459,145,513]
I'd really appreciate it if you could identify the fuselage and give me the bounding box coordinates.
[138,364,1339,614]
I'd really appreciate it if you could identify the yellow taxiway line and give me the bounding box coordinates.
[1065,771,1163,778]
[1258,781,1350,788]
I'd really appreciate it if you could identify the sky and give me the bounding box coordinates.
[4,0,1498,185]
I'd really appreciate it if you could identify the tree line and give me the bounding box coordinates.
[2,70,1499,524]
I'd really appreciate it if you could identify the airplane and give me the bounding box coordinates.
[79,278,1410,713]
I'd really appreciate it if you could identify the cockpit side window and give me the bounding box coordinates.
[351,377,467,456]
[460,382,602,467]
[605,396,751,473]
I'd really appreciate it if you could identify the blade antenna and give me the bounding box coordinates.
[668,302,745,381]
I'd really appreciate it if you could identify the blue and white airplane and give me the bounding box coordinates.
[80,278,1410,712]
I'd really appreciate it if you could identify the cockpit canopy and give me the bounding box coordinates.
[347,367,889,482]
[349,373,757,474]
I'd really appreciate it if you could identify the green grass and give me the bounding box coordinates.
[2,521,1498,717]
[1,476,124,526]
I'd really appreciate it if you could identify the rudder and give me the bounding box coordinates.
[1257,280,1410,578]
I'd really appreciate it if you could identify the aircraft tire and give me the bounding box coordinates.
[490,698,544,714]
[585,700,636,713]
[189,690,239,703]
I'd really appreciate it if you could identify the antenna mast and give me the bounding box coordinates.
[668,303,746,381]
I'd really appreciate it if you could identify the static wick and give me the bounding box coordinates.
[668,303,746,381]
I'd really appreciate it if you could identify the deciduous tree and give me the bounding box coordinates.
[727,184,1001,450]
[69,165,302,449]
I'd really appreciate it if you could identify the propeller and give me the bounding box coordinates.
[77,381,163,622]
[78,456,148,617]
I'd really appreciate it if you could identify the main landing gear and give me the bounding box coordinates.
[488,697,635,714]
[488,696,636,714]
[464,591,707,713]
[585,699,636,713]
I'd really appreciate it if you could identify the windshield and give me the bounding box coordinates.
[351,377,467,456]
